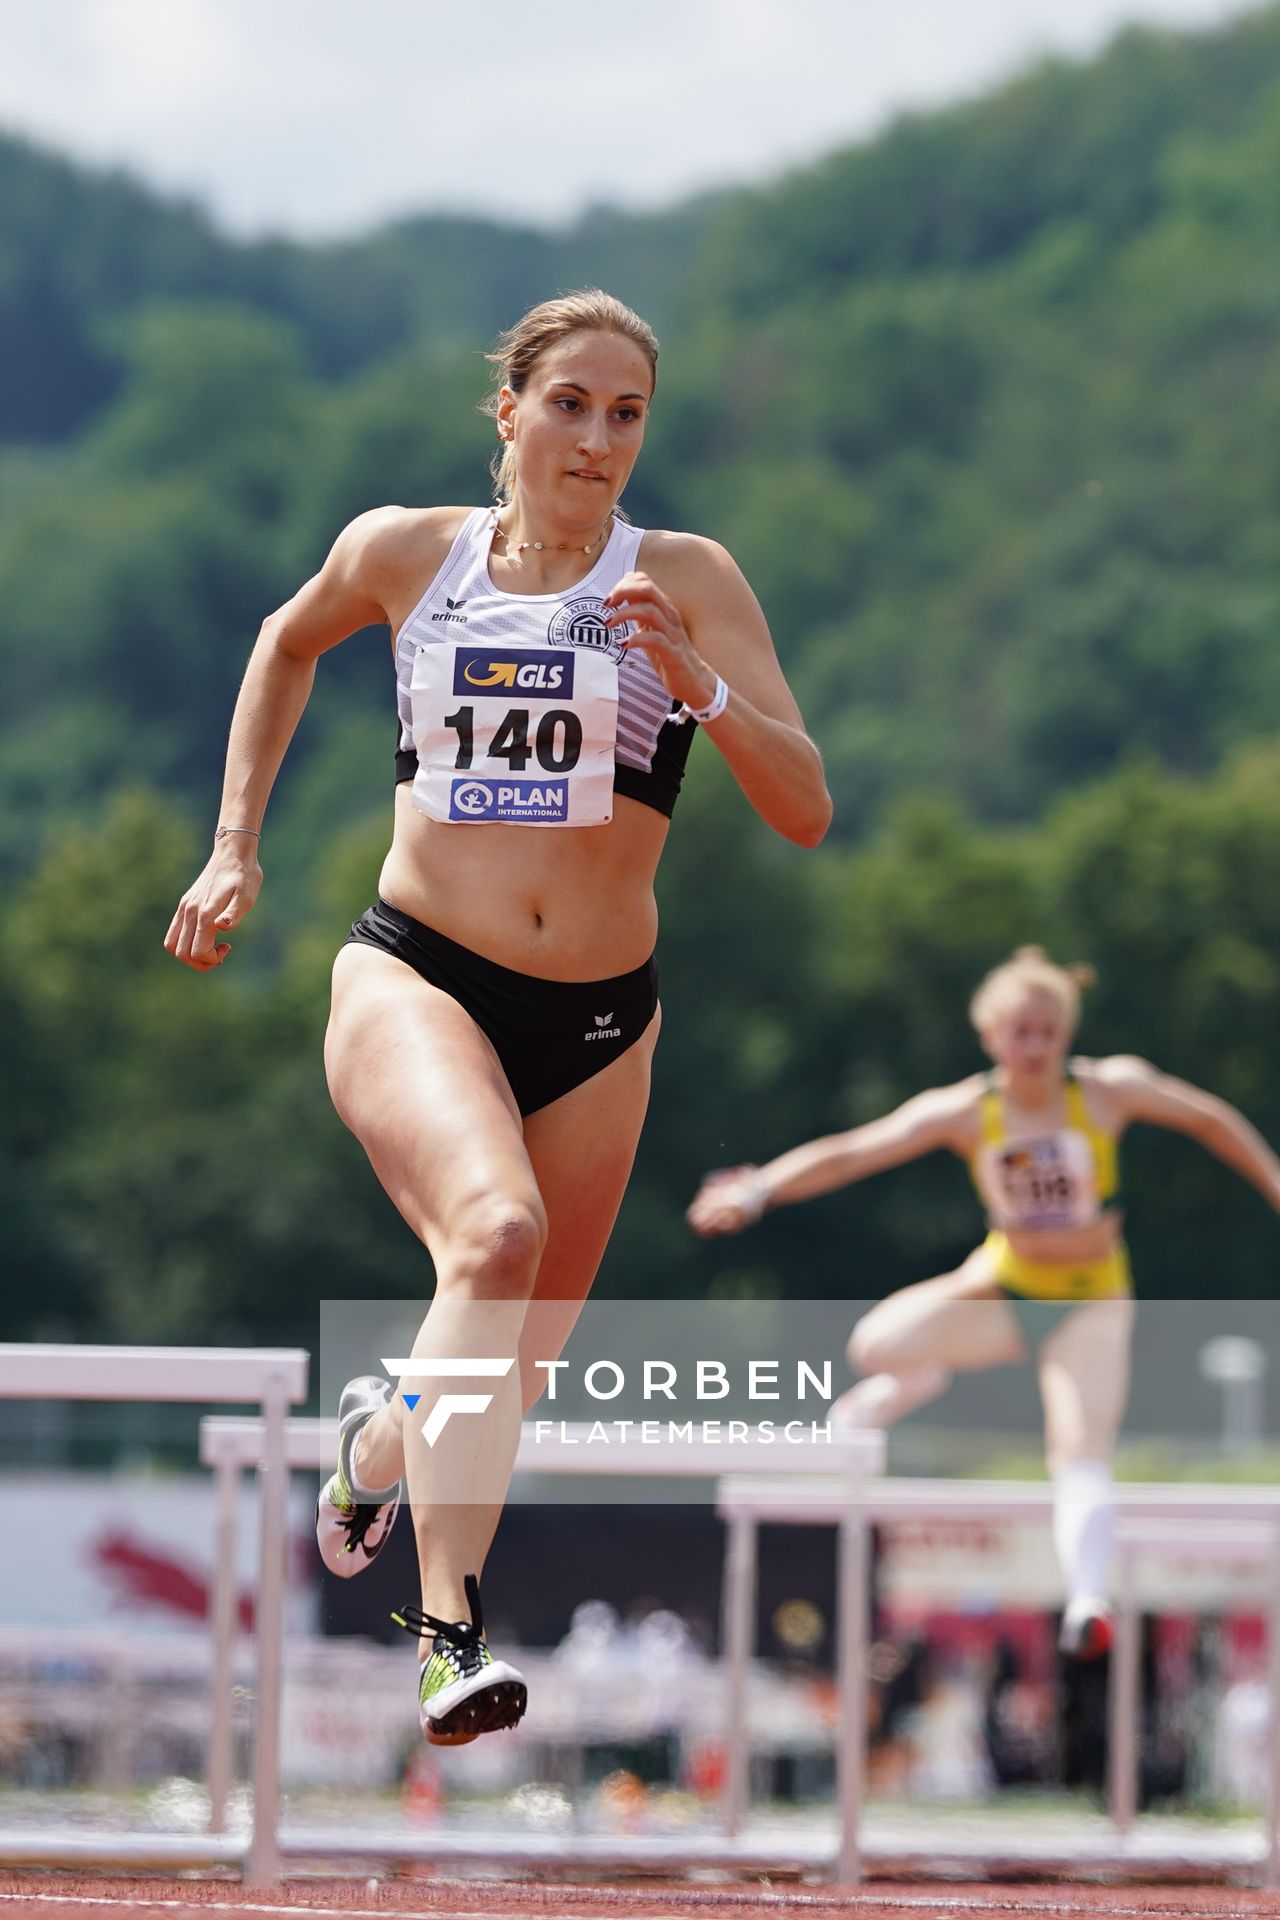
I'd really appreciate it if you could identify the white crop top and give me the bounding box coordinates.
[393,508,694,824]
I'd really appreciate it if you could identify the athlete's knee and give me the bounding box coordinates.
[439,1194,548,1299]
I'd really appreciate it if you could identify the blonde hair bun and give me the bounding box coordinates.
[970,946,1096,1038]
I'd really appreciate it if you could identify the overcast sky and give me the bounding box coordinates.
[0,0,1253,239]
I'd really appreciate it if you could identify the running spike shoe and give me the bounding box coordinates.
[1059,1599,1114,1660]
[393,1573,527,1746]
[315,1375,402,1578]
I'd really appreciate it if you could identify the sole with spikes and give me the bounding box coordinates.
[425,1677,528,1746]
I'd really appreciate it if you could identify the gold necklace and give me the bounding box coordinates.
[491,511,614,556]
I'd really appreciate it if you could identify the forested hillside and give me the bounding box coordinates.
[3,5,1279,1340]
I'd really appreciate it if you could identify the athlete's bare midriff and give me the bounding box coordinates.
[378,781,669,979]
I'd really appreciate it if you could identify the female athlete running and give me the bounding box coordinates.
[688,946,1280,1655]
[165,291,831,1742]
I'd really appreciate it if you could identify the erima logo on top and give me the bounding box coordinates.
[431,596,469,625]
[453,648,575,697]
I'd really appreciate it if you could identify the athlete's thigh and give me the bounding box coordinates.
[849,1244,1024,1373]
[325,943,540,1249]
[516,1007,660,1407]
[1038,1298,1135,1459]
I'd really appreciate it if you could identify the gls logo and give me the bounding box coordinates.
[463,660,567,691]
[382,1355,515,1446]
[453,646,576,697]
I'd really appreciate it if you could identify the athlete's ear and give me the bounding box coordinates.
[495,386,517,444]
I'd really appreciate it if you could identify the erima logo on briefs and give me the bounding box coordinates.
[449,778,569,823]
[382,1356,515,1447]
[431,597,469,625]
[453,647,574,696]
[586,1011,622,1041]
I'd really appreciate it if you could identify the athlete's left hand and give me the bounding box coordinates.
[603,572,718,711]
[686,1166,766,1237]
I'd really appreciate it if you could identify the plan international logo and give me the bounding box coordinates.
[447,777,569,822]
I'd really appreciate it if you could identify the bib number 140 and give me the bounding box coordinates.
[443,704,582,774]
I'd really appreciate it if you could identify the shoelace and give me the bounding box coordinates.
[392,1573,487,1677]
[338,1500,386,1557]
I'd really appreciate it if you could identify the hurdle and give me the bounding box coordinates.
[197,1412,884,1869]
[716,1475,1280,1884]
[0,1343,308,1886]
[1108,1516,1280,1839]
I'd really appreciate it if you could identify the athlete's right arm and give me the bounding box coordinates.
[163,507,413,972]
[685,1084,977,1238]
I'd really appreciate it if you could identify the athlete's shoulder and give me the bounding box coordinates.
[339,504,474,567]
[1075,1054,1157,1130]
[327,505,475,616]
[635,530,763,634]
[1083,1053,1157,1090]
[901,1074,988,1150]
[637,527,734,569]
[934,1070,991,1110]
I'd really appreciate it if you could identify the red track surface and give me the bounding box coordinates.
[3,1879,1279,1920]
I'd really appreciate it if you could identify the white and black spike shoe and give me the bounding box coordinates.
[393,1575,528,1747]
[315,1375,403,1578]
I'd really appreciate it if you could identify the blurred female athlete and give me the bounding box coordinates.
[165,290,831,1742]
[688,946,1280,1655]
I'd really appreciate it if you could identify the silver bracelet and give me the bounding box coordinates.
[214,826,261,840]
[674,674,729,726]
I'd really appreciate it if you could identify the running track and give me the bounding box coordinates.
[3,1880,1279,1920]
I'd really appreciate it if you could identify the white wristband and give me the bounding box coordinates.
[733,1169,769,1225]
[675,674,729,726]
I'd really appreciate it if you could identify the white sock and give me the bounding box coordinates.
[1053,1458,1114,1614]
[830,1365,952,1430]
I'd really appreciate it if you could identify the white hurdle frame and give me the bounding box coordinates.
[715,1475,1280,1885]
[8,1361,1276,1888]
[0,1343,308,1886]
[197,1413,883,1864]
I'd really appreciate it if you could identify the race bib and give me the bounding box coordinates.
[983,1132,1099,1230]
[409,643,617,827]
